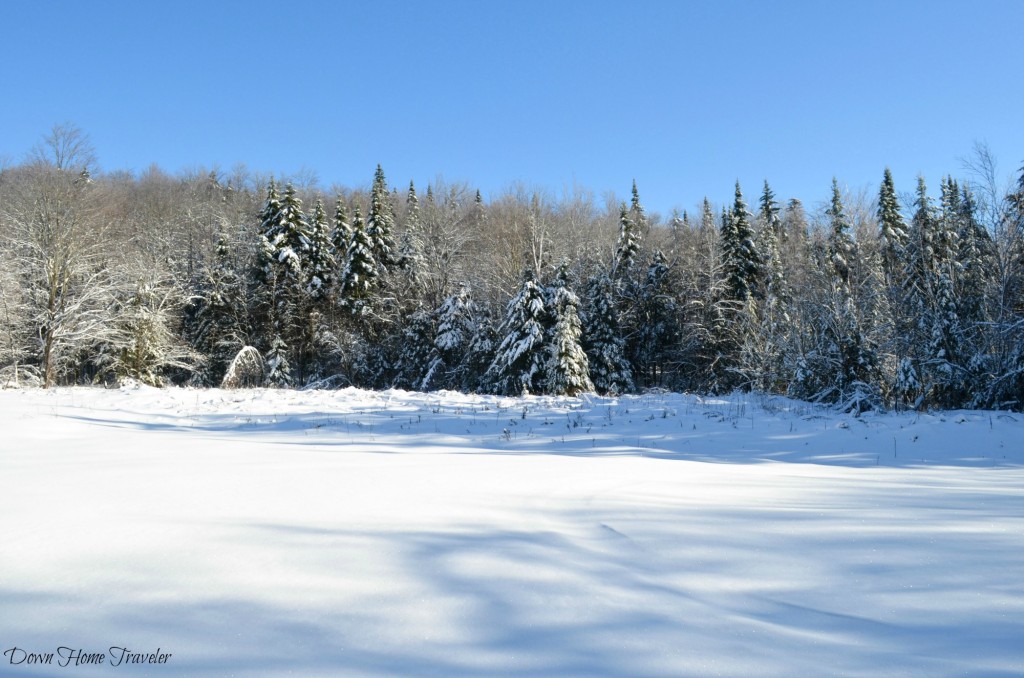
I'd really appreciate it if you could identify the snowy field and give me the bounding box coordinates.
[1,386,1023,677]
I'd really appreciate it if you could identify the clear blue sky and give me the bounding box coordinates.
[2,0,1021,218]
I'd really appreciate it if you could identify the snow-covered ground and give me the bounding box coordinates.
[1,386,1023,677]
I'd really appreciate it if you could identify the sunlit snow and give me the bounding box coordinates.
[2,386,1022,676]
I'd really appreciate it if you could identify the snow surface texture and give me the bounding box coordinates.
[1,386,1023,677]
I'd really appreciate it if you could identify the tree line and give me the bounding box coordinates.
[2,125,1023,411]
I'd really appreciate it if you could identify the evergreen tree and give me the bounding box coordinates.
[793,180,878,410]
[628,251,678,389]
[722,181,760,303]
[877,167,908,285]
[392,309,436,390]
[629,180,648,236]
[955,186,994,325]
[331,197,353,268]
[305,198,335,301]
[612,202,640,279]
[486,268,549,395]
[264,334,292,387]
[749,181,791,392]
[396,181,425,289]
[270,183,311,282]
[367,164,398,271]
[423,283,477,390]
[545,264,593,396]
[582,272,634,395]
[827,178,856,289]
[465,308,497,393]
[339,206,378,309]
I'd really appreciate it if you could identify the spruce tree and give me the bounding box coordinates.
[392,309,436,391]
[465,309,497,393]
[628,251,678,389]
[877,168,908,286]
[612,202,640,279]
[582,272,634,395]
[305,198,336,302]
[367,164,397,271]
[827,178,856,289]
[271,183,311,282]
[722,181,760,303]
[486,268,549,395]
[396,181,425,289]
[423,283,477,390]
[339,206,378,309]
[827,180,877,408]
[331,197,352,277]
[545,264,593,396]
[750,181,790,391]
[629,180,648,236]
[264,334,292,387]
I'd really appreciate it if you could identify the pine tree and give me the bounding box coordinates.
[582,272,634,395]
[722,181,760,303]
[749,181,791,392]
[270,183,311,282]
[877,168,908,285]
[305,198,336,301]
[397,181,425,288]
[367,164,397,271]
[545,265,593,396]
[827,178,856,289]
[612,202,640,279]
[264,334,292,387]
[486,268,549,395]
[339,206,378,308]
[257,179,282,266]
[423,283,476,390]
[392,309,436,391]
[331,196,352,278]
[628,251,678,389]
[465,309,497,393]
[956,185,993,325]
[792,180,878,410]
[629,180,648,236]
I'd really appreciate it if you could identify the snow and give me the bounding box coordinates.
[2,387,1023,676]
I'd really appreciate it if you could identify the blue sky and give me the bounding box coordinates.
[2,0,1021,218]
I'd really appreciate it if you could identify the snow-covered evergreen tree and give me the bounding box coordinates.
[629,180,648,236]
[792,180,879,410]
[423,283,476,390]
[747,181,791,392]
[722,181,761,303]
[269,183,310,281]
[612,202,640,279]
[339,206,378,309]
[545,266,593,396]
[877,167,908,286]
[367,164,397,271]
[305,198,335,301]
[626,251,679,389]
[392,309,436,391]
[396,181,425,292]
[464,308,497,393]
[331,197,353,269]
[264,334,292,388]
[485,268,549,395]
[582,272,634,395]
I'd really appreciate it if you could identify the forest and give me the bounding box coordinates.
[2,124,1023,412]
